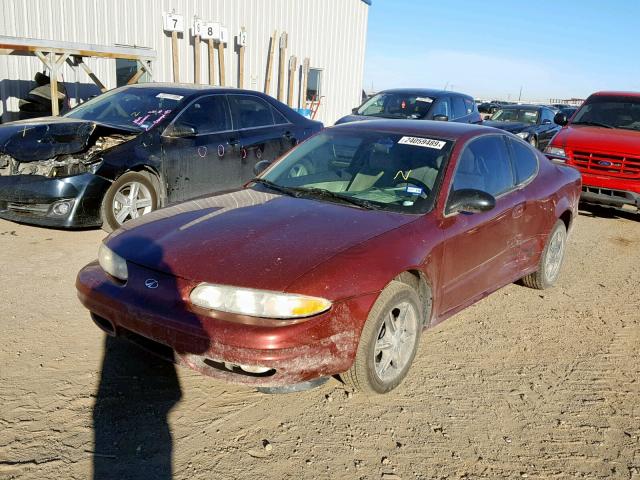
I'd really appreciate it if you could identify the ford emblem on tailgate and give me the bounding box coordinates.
[145,278,159,289]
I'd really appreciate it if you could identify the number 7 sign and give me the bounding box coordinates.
[163,12,185,33]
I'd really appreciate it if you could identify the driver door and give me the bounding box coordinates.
[161,94,239,203]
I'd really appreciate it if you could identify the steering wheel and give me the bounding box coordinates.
[393,177,431,198]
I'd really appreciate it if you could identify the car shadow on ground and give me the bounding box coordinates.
[578,202,639,221]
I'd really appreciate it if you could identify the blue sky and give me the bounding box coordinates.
[363,0,640,101]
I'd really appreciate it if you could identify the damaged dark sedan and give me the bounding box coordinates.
[0,84,322,230]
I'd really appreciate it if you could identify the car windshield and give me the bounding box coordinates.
[571,95,640,131]
[356,92,435,119]
[490,108,539,124]
[257,130,453,214]
[65,87,185,131]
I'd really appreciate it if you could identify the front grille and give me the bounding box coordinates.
[571,150,640,178]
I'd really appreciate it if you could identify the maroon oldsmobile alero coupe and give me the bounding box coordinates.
[76,120,581,395]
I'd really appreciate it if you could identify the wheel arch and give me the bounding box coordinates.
[393,269,433,328]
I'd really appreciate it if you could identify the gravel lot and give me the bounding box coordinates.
[0,206,638,480]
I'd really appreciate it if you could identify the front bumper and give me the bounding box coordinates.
[76,262,376,387]
[579,172,640,209]
[0,173,111,228]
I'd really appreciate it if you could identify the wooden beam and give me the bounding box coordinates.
[75,57,106,92]
[238,28,246,89]
[287,55,297,107]
[171,30,179,82]
[301,57,310,108]
[264,30,276,95]
[208,38,216,85]
[217,40,225,86]
[194,33,201,84]
[126,68,145,85]
[277,32,288,102]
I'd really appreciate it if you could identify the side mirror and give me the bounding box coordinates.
[352,107,359,114]
[433,114,449,122]
[165,123,197,138]
[253,160,272,176]
[448,189,496,214]
[554,112,568,126]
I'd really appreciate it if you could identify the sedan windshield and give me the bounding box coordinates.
[491,108,539,124]
[65,87,185,131]
[356,93,434,119]
[258,131,453,214]
[571,95,640,131]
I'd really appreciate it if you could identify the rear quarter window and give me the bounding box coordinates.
[509,138,538,184]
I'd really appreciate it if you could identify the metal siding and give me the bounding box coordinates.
[0,0,368,125]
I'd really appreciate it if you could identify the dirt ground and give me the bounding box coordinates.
[0,206,638,480]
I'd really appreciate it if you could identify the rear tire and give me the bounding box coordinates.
[101,171,158,232]
[341,281,423,394]
[522,220,567,290]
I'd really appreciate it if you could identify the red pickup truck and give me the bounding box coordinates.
[545,91,640,212]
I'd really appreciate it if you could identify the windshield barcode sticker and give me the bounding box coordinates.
[156,93,184,101]
[415,97,433,103]
[398,137,446,149]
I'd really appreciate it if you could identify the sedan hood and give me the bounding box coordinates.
[107,188,418,292]
[0,117,134,162]
[553,124,640,155]
[482,121,530,133]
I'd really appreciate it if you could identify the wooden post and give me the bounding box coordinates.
[287,56,297,107]
[171,30,179,82]
[301,57,310,109]
[264,30,277,95]
[238,27,246,89]
[217,41,226,86]
[208,38,216,85]
[194,33,201,84]
[277,32,288,102]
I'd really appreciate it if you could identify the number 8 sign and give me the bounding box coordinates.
[200,22,220,40]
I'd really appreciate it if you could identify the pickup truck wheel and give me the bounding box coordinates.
[341,281,422,394]
[529,136,538,149]
[101,172,158,232]
[522,220,567,290]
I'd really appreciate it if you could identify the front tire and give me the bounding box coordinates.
[529,135,538,149]
[342,281,423,394]
[522,220,567,290]
[101,172,158,232]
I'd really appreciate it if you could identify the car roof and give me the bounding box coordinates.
[496,104,547,110]
[591,91,640,98]
[376,88,471,99]
[124,82,249,96]
[329,119,501,142]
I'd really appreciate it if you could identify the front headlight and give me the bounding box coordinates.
[98,243,128,281]
[516,132,529,139]
[544,146,567,160]
[190,283,332,319]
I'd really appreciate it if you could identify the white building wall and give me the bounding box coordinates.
[0,0,369,125]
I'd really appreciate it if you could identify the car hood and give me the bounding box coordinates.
[482,121,531,133]
[0,117,135,162]
[106,188,418,292]
[553,124,640,155]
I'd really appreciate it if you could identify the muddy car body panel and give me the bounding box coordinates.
[0,84,322,228]
[77,120,581,389]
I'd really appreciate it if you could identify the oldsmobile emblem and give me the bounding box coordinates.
[144,278,159,289]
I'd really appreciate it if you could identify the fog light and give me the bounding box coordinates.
[51,200,73,216]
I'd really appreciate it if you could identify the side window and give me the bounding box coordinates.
[306,68,323,102]
[174,95,231,134]
[541,108,555,123]
[508,138,538,184]
[431,97,451,118]
[271,106,290,125]
[463,97,475,115]
[451,135,514,197]
[228,95,275,129]
[452,96,467,119]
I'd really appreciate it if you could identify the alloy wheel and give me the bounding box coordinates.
[373,301,419,382]
[112,181,153,225]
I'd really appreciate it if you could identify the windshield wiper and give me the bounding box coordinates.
[250,178,301,197]
[571,121,614,129]
[292,187,381,210]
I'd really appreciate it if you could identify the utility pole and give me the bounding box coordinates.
[518,85,523,102]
